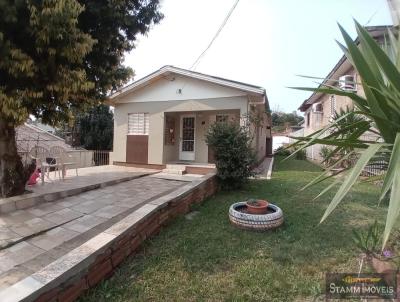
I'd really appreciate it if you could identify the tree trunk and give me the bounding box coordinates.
[0,120,33,198]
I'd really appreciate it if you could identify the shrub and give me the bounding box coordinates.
[205,122,255,190]
[319,146,332,166]
[275,146,306,160]
[295,149,307,160]
[275,146,291,156]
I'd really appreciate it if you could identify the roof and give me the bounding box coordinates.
[16,123,74,153]
[109,65,267,101]
[298,25,393,112]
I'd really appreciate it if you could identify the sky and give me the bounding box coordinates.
[124,0,393,113]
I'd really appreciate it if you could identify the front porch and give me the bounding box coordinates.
[163,109,240,164]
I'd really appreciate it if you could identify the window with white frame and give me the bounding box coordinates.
[330,95,336,116]
[128,113,149,135]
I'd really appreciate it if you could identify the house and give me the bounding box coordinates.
[109,66,272,170]
[298,26,391,161]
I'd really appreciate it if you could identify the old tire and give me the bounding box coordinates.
[229,202,283,231]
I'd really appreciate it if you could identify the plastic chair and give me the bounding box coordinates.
[49,146,78,179]
[29,146,54,184]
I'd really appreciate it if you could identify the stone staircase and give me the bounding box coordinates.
[162,164,187,175]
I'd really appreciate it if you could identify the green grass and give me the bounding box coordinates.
[81,156,387,302]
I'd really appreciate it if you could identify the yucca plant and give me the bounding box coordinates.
[289,21,400,248]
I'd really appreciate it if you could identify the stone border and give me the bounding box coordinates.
[0,173,155,214]
[0,173,217,302]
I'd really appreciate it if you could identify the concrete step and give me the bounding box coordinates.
[165,164,187,171]
[161,168,187,175]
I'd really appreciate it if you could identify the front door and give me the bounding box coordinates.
[179,115,195,161]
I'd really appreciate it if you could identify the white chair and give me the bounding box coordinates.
[49,146,78,179]
[29,146,57,184]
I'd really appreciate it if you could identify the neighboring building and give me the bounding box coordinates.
[16,123,97,168]
[298,26,391,161]
[109,65,272,167]
[272,134,290,151]
[16,123,73,154]
[27,120,57,135]
[388,0,400,25]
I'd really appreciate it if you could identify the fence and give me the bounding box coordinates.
[18,149,110,168]
[363,160,388,176]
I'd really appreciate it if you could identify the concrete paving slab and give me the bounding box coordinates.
[0,173,188,294]
[27,203,64,217]
[5,242,45,267]
[91,205,128,219]
[27,227,80,251]
[62,215,106,233]
[42,208,83,224]
[0,268,33,291]
[10,217,57,237]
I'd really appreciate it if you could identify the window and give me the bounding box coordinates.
[128,113,149,135]
[314,103,323,112]
[330,95,336,116]
[307,112,310,127]
[216,114,229,123]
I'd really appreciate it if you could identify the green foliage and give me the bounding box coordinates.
[319,146,333,166]
[0,0,95,125]
[0,0,162,126]
[0,0,162,197]
[295,149,306,160]
[271,111,303,133]
[205,122,255,190]
[78,0,163,98]
[290,21,400,247]
[73,105,113,150]
[275,146,306,160]
[81,157,384,301]
[275,146,291,156]
[319,108,363,168]
[352,220,382,255]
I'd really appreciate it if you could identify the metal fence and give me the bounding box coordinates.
[92,150,110,166]
[363,160,388,176]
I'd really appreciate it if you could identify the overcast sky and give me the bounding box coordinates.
[124,0,392,113]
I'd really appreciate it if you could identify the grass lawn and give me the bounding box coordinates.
[81,156,387,302]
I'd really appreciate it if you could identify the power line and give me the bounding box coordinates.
[190,0,240,70]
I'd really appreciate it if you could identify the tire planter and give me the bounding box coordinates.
[229,202,283,231]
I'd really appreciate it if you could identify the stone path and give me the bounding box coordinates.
[0,175,185,290]
[29,165,156,196]
[253,157,274,179]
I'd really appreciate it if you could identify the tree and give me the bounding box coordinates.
[290,21,400,248]
[74,104,114,150]
[271,111,303,133]
[0,0,162,197]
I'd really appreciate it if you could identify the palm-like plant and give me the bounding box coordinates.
[289,21,400,248]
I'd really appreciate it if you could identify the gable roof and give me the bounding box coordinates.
[16,123,74,153]
[298,25,393,112]
[109,65,267,101]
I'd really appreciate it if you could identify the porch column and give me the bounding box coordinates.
[147,112,164,165]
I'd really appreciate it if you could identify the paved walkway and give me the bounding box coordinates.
[29,165,156,195]
[0,175,185,290]
[253,157,274,179]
